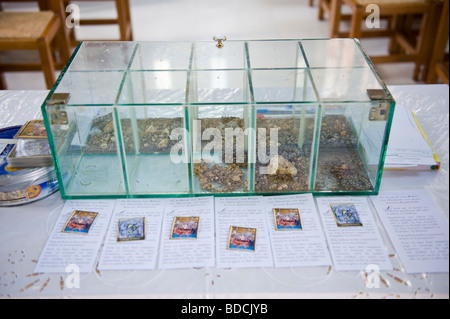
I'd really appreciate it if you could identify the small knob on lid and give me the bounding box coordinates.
[213,35,227,48]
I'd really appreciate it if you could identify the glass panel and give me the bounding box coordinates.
[45,105,127,197]
[313,103,383,193]
[252,69,317,103]
[130,42,192,70]
[69,42,137,71]
[357,101,393,191]
[301,39,369,68]
[189,70,250,104]
[117,106,190,195]
[118,70,188,104]
[53,71,124,105]
[247,40,306,69]
[193,41,246,70]
[190,104,252,194]
[254,103,317,193]
[309,67,384,102]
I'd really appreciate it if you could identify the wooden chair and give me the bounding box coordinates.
[57,0,133,47]
[426,0,449,84]
[321,0,440,81]
[0,8,70,89]
[319,0,354,34]
[0,63,5,90]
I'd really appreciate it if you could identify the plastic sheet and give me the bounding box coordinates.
[0,85,448,298]
[387,85,449,217]
[0,90,48,127]
[0,91,57,206]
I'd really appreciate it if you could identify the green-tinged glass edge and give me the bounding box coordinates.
[41,41,84,199]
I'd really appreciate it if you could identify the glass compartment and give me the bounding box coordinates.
[42,39,395,199]
[44,104,128,197]
[189,70,252,194]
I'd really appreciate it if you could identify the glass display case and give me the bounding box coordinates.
[41,39,395,199]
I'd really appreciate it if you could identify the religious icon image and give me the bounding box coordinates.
[117,217,145,242]
[227,226,257,252]
[330,203,363,227]
[273,208,302,231]
[16,120,47,139]
[62,210,98,234]
[170,216,199,239]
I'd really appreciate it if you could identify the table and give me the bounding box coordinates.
[0,85,448,299]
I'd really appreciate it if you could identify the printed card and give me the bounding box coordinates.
[227,226,257,252]
[170,216,199,239]
[15,120,47,139]
[273,208,302,231]
[330,203,363,227]
[117,217,145,242]
[62,210,98,234]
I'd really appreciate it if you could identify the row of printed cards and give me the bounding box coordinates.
[34,191,449,274]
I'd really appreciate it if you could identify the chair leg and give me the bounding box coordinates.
[116,0,133,41]
[426,0,449,83]
[0,55,5,89]
[54,26,71,67]
[0,72,6,90]
[330,0,343,38]
[49,0,73,58]
[388,15,401,55]
[418,2,444,81]
[38,0,49,10]
[349,5,364,39]
[37,38,56,89]
[124,0,133,40]
[318,0,326,21]
[413,12,431,81]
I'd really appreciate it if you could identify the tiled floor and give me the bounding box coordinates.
[1,0,421,90]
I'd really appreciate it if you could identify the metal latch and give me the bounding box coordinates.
[367,89,389,100]
[47,92,70,105]
[367,89,390,121]
[369,103,390,121]
[47,93,70,125]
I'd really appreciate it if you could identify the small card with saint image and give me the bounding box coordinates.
[227,226,257,252]
[62,210,98,234]
[15,120,47,139]
[170,216,199,239]
[330,203,363,227]
[117,217,145,242]
[273,208,302,231]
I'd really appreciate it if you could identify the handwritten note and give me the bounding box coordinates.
[316,196,392,271]
[371,190,449,274]
[35,200,116,274]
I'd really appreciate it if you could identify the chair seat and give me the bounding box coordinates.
[0,11,55,39]
[354,0,427,5]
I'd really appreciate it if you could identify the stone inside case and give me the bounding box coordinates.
[42,39,394,198]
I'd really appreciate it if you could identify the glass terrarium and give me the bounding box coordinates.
[41,39,395,199]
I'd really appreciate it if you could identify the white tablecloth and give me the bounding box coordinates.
[0,85,448,299]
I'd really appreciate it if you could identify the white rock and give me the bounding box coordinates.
[267,155,297,176]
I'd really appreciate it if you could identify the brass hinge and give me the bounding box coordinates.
[367,89,390,121]
[47,93,70,125]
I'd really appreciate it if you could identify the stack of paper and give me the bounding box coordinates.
[385,105,440,171]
